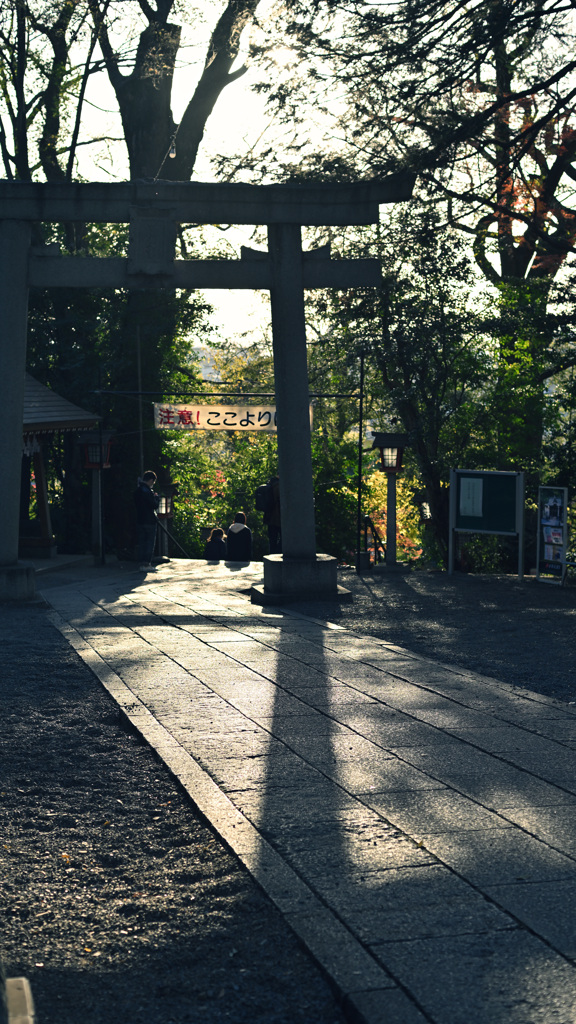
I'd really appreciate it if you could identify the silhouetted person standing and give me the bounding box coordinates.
[134,471,159,571]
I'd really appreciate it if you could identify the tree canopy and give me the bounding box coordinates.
[250,0,576,282]
[4,0,576,567]
[0,0,264,183]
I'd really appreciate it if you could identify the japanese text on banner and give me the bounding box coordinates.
[154,404,278,432]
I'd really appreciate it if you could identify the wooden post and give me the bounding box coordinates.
[356,351,365,569]
[91,468,102,566]
[32,452,55,549]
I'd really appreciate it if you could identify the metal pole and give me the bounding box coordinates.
[517,471,525,579]
[137,327,144,477]
[97,380,105,566]
[356,350,365,569]
[386,473,397,565]
[448,469,456,575]
[92,468,102,566]
[156,517,192,559]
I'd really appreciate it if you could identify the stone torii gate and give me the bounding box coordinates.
[0,178,414,601]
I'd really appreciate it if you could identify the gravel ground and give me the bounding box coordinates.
[0,600,347,1024]
[1,565,575,1024]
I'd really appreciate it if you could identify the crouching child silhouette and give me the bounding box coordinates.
[203,527,226,561]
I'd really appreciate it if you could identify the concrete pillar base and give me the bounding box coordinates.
[0,564,36,601]
[251,554,352,605]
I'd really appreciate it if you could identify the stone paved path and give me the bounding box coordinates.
[41,560,576,1024]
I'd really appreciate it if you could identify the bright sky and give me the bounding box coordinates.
[78,2,292,347]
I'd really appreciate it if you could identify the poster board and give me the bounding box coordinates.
[536,486,568,584]
[449,469,525,577]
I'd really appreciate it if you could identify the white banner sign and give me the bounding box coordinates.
[154,403,278,432]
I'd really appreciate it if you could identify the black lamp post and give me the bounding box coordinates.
[356,350,366,571]
[371,432,409,565]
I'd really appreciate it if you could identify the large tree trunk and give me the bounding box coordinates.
[94,0,260,181]
[88,0,260,554]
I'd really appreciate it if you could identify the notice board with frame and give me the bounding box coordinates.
[448,469,525,577]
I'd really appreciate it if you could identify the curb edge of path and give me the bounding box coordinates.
[46,608,430,1024]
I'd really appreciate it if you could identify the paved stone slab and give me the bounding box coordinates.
[439,771,576,808]
[385,740,518,775]
[496,802,576,856]
[465,694,576,721]
[336,708,473,747]
[326,857,472,897]
[206,753,325,793]
[450,724,572,753]
[43,563,576,1024]
[533,719,576,745]
[417,828,576,884]
[284,907,397,995]
[371,930,576,1024]
[494,747,576,788]
[268,821,435,879]
[319,757,443,796]
[232,786,360,828]
[346,893,515,944]
[345,988,430,1024]
[484,879,576,957]
[364,790,511,834]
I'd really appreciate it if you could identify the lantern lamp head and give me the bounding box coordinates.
[80,430,114,470]
[371,432,409,474]
[157,482,179,518]
[157,495,171,516]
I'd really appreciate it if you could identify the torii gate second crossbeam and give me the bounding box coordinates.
[0,178,414,601]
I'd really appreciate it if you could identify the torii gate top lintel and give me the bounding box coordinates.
[0,173,415,601]
[0,175,415,226]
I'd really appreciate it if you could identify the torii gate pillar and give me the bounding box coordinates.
[0,221,35,600]
[251,222,340,603]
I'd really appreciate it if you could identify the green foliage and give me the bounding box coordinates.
[544,365,576,489]
[164,426,361,562]
[311,432,358,559]
[246,0,576,551]
[25,220,213,555]
[365,472,426,564]
[302,205,491,563]
[486,279,551,473]
[166,431,279,559]
[455,534,509,574]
